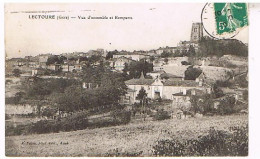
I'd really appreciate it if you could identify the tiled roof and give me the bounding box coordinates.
[164,80,198,87]
[150,70,165,74]
[125,78,154,85]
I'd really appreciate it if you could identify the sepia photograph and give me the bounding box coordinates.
[5,3,249,157]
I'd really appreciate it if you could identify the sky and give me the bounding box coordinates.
[5,3,248,58]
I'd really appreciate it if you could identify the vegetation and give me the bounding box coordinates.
[5,92,26,105]
[184,66,202,80]
[217,96,236,115]
[189,94,239,116]
[181,61,191,65]
[124,60,153,79]
[46,55,67,65]
[6,109,132,136]
[197,38,248,57]
[152,126,248,156]
[136,87,147,105]
[243,90,248,101]
[6,114,248,156]
[106,50,118,60]
[25,78,79,100]
[52,82,126,113]
[152,109,171,120]
[161,52,172,58]
[187,45,196,56]
[12,69,21,77]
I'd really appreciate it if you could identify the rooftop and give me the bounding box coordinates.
[163,79,199,87]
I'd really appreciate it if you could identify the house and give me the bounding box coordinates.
[47,64,61,71]
[110,57,134,71]
[155,46,178,55]
[61,60,82,72]
[124,73,210,104]
[38,54,51,68]
[32,68,45,76]
[113,52,149,61]
[172,88,205,108]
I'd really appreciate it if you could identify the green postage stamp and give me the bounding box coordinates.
[214,3,248,35]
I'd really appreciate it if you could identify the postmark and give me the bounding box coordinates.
[201,3,248,39]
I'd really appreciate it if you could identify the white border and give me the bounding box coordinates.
[1,1,260,159]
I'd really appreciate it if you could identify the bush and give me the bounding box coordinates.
[6,109,132,136]
[12,69,21,77]
[111,109,131,124]
[153,109,171,121]
[6,111,89,135]
[5,96,21,105]
[216,96,236,115]
[215,80,232,87]
[6,124,32,136]
[181,61,191,65]
[152,126,248,156]
[60,111,89,131]
[5,114,11,120]
[30,120,60,134]
[184,66,202,80]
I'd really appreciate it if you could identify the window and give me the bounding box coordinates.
[194,28,198,32]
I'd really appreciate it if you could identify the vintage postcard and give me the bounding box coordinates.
[5,3,249,157]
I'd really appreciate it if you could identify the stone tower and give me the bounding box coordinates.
[190,22,203,42]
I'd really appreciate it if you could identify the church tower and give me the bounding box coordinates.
[190,22,203,42]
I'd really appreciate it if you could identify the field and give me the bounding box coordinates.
[6,114,248,157]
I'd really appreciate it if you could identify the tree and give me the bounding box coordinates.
[161,51,172,58]
[184,66,202,80]
[106,50,118,60]
[173,49,181,57]
[217,96,236,115]
[190,95,202,114]
[190,94,214,115]
[149,56,155,62]
[12,69,21,77]
[26,78,78,100]
[181,61,190,65]
[126,60,153,79]
[122,63,129,80]
[212,84,224,98]
[52,85,84,112]
[136,87,147,105]
[198,37,248,57]
[187,45,196,57]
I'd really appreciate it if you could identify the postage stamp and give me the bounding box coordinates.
[201,3,249,39]
[214,3,249,35]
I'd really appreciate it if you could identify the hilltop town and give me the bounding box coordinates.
[5,22,248,156]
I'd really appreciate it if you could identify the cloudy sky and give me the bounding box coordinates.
[5,3,248,58]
